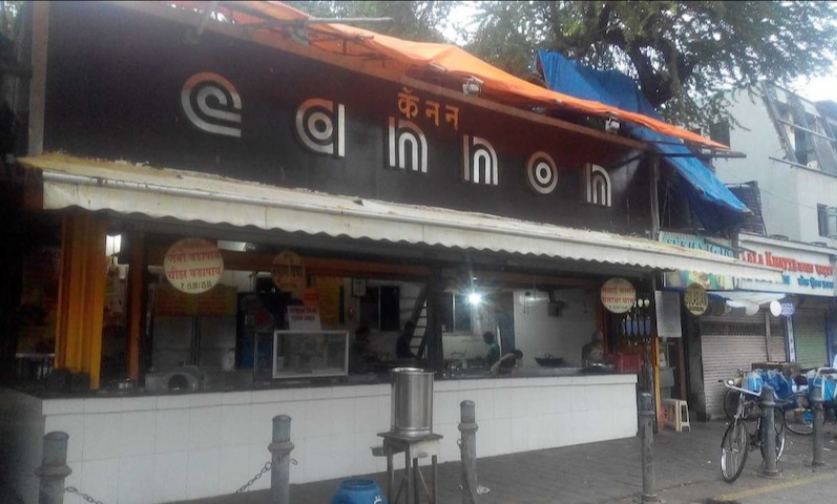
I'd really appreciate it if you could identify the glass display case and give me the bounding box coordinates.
[272,330,349,379]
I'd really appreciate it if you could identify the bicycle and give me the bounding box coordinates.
[720,381,785,483]
[723,369,748,421]
[783,367,837,435]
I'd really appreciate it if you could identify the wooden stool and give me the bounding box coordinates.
[662,398,691,432]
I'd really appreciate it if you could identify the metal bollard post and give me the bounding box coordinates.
[812,387,826,468]
[639,393,659,503]
[458,400,479,504]
[759,384,780,478]
[34,431,72,504]
[268,415,295,504]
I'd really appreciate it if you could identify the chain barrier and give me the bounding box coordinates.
[234,458,298,494]
[235,461,272,494]
[65,486,106,504]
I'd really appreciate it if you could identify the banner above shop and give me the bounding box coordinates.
[736,234,836,297]
[659,232,734,290]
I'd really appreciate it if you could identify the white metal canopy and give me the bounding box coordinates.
[21,153,782,281]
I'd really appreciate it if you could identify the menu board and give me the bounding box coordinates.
[655,291,682,338]
[287,306,322,331]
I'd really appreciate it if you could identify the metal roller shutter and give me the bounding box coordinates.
[794,311,828,369]
[700,313,785,419]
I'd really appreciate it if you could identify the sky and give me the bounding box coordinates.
[793,73,837,103]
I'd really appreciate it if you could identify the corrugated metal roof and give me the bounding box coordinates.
[20,153,782,281]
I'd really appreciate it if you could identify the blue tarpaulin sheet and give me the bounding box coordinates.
[537,51,748,230]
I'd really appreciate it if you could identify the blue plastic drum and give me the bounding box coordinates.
[330,479,386,504]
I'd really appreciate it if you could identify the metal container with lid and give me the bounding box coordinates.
[390,367,434,437]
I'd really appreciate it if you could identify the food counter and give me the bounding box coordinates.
[1,370,637,504]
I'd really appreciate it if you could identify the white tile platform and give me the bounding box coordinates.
[3,374,637,504]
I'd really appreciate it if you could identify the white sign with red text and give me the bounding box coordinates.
[163,238,224,294]
[737,234,836,297]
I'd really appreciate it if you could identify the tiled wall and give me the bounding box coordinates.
[0,389,45,504]
[15,375,636,504]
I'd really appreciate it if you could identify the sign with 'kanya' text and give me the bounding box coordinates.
[736,235,836,297]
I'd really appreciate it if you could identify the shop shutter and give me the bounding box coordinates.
[794,311,828,369]
[700,313,785,419]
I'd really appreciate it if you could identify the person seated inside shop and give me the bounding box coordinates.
[349,325,378,374]
[490,349,523,375]
[396,321,416,360]
[483,331,501,366]
[581,330,606,367]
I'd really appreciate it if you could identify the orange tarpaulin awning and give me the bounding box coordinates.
[170,1,725,150]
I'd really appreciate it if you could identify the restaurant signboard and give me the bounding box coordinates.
[736,234,836,297]
[659,232,734,290]
[44,2,654,236]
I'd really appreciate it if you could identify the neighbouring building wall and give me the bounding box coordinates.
[713,91,802,240]
[791,170,837,246]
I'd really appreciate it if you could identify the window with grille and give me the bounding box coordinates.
[818,204,829,237]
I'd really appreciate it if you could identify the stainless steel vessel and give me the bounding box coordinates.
[390,367,434,437]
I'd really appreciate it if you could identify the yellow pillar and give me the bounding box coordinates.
[55,212,107,389]
[127,232,145,381]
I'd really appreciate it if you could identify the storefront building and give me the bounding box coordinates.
[737,233,837,369]
[0,2,780,503]
[669,231,837,420]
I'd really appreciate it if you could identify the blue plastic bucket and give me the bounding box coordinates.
[330,479,386,504]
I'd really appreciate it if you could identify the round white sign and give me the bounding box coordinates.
[769,300,782,317]
[163,238,224,294]
[600,278,637,314]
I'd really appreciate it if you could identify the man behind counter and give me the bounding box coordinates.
[396,321,416,359]
[483,331,501,366]
[490,349,523,374]
[581,330,606,367]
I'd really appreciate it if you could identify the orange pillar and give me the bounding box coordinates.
[127,232,145,380]
[55,212,107,389]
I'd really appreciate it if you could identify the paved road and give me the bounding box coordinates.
[182,420,837,504]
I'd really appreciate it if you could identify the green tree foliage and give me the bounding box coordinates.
[0,1,23,41]
[286,1,455,43]
[468,1,837,124]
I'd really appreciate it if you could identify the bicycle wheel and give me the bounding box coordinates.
[760,409,786,461]
[721,420,749,483]
[784,406,814,436]
[724,389,740,421]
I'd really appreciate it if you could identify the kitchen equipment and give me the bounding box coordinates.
[535,355,565,368]
[390,367,434,438]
